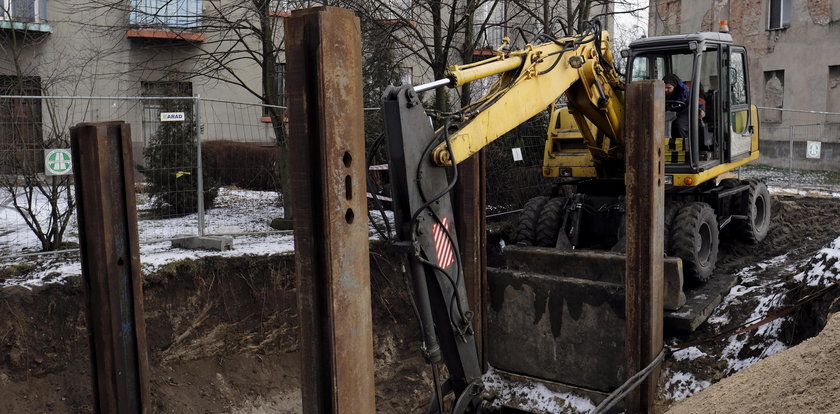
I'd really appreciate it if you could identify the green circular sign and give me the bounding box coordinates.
[46,149,73,175]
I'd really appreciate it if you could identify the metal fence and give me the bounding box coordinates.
[744,107,840,189]
[0,95,283,259]
[4,97,840,260]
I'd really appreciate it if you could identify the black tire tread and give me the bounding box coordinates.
[671,202,719,283]
[739,179,771,244]
[535,197,568,247]
[514,196,549,246]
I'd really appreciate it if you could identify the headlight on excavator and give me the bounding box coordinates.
[664,175,673,185]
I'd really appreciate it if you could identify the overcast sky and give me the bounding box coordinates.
[613,0,650,48]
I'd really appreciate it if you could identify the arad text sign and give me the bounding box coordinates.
[160,112,186,122]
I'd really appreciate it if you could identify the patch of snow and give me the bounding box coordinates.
[793,235,840,286]
[482,367,596,414]
[663,369,711,401]
[672,346,707,361]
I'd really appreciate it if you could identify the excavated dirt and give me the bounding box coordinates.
[657,194,840,410]
[667,311,840,414]
[3,194,840,413]
[0,248,431,413]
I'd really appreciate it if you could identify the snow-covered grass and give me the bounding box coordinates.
[1,187,400,289]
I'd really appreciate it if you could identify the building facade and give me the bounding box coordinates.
[650,0,840,170]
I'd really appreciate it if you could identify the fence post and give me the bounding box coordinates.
[195,95,205,236]
[788,125,793,187]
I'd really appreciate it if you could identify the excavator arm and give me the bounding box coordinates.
[431,29,625,167]
[379,22,625,413]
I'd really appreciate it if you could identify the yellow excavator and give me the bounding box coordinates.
[380,19,769,413]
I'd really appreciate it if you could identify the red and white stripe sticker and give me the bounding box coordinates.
[432,216,455,269]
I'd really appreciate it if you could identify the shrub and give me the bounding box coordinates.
[202,140,279,191]
[139,99,219,216]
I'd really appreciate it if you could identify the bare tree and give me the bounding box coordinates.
[0,22,103,251]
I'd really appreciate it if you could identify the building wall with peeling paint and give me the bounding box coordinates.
[650,0,840,170]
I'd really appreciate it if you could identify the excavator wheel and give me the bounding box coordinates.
[738,179,771,244]
[670,202,719,284]
[663,200,687,254]
[535,197,568,247]
[514,196,549,246]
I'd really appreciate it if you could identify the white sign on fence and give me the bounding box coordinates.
[806,141,822,159]
[511,147,523,162]
[160,112,186,122]
[44,149,73,176]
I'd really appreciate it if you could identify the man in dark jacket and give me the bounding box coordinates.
[663,73,705,139]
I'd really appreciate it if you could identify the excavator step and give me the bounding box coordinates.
[663,273,738,332]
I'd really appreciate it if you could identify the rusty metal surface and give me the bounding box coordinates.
[624,80,665,414]
[286,6,376,414]
[454,152,487,366]
[70,121,150,414]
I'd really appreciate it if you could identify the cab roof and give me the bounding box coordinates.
[629,32,734,49]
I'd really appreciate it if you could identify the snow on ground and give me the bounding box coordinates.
[483,367,596,414]
[663,370,711,401]
[794,235,840,286]
[662,243,839,402]
[1,187,398,289]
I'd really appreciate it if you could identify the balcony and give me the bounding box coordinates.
[0,0,52,35]
[127,0,204,43]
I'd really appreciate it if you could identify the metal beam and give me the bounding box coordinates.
[70,121,150,414]
[453,152,488,366]
[285,7,376,413]
[624,80,666,414]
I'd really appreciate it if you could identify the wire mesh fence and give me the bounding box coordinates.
[0,95,284,260]
[3,97,840,260]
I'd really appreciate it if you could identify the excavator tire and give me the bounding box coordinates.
[671,202,719,284]
[535,197,568,247]
[514,196,549,246]
[663,200,687,254]
[738,179,771,244]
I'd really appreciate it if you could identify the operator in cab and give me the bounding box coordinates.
[663,73,705,139]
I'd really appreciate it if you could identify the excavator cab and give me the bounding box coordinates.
[626,32,755,175]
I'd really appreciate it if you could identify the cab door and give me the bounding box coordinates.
[726,46,752,161]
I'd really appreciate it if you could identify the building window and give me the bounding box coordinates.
[828,66,840,114]
[474,1,504,49]
[0,75,43,174]
[768,0,791,30]
[130,0,202,30]
[141,81,193,145]
[0,0,41,22]
[276,62,286,107]
[764,70,784,123]
[399,67,412,86]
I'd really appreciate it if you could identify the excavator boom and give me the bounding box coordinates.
[432,29,624,167]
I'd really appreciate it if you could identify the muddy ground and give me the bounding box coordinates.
[2,194,840,413]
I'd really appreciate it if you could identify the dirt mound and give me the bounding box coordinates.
[659,194,840,408]
[0,255,301,413]
[667,311,840,413]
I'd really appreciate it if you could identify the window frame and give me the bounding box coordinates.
[767,0,791,31]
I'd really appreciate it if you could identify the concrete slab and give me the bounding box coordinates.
[664,273,739,333]
[504,246,686,310]
[171,236,234,251]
